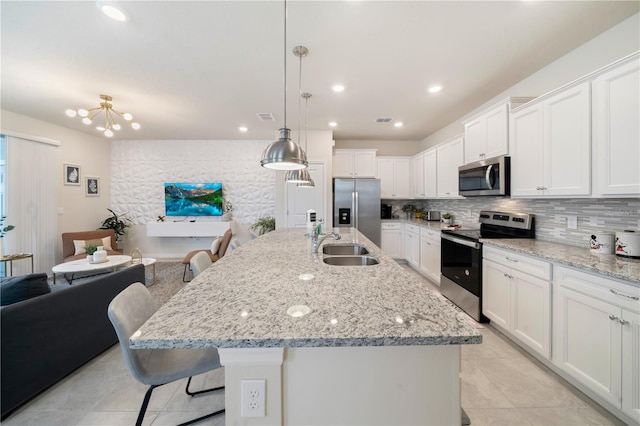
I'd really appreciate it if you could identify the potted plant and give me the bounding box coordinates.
[252,216,276,236]
[401,204,416,220]
[442,212,453,224]
[100,208,131,248]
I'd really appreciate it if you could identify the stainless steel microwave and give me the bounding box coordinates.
[458,156,510,196]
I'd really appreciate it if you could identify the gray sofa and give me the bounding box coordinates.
[0,264,145,419]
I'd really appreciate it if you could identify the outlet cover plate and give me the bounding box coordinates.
[241,379,266,417]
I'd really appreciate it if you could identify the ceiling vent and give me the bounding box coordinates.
[257,112,275,121]
[375,117,393,123]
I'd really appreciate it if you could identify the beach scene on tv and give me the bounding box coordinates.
[164,183,223,216]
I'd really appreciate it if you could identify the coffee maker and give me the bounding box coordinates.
[381,203,392,219]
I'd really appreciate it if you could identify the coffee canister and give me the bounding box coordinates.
[589,233,615,254]
[615,230,640,259]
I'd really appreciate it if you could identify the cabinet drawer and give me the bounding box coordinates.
[483,246,551,281]
[405,224,419,234]
[554,265,640,313]
[381,222,402,230]
[420,227,440,240]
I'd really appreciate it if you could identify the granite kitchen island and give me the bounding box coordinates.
[131,228,481,425]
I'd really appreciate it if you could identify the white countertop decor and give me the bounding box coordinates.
[131,228,481,350]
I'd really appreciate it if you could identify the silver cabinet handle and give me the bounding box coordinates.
[610,289,639,300]
[505,257,518,263]
[620,319,629,325]
[609,314,619,321]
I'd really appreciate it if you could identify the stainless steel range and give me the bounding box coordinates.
[440,210,535,322]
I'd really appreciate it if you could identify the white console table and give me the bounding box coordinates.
[146,221,230,237]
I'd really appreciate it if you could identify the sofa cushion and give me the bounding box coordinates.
[0,273,50,306]
[73,237,113,255]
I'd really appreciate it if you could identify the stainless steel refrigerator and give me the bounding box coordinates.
[333,178,381,247]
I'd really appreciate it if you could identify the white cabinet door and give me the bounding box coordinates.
[544,82,591,196]
[419,231,441,285]
[593,58,640,196]
[412,154,425,198]
[621,308,640,423]
[381,229,403,259]
[482,259,511,330]
[333,151,354,177]
[405,229,420,268]
[464,116,485,164]
[393,158,411,198]
[424,149,437,198]
[484,103,509,160]
[286,163,326,227]
[436,136,463,198]
[353,151,377,177]
[511,103,545,197]
[511,269,551,358]
[554,286,622,408]
[377,158,395,198]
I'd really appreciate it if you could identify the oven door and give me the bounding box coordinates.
[440,234,482,296]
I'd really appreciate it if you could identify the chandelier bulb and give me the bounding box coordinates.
[82,117,92,125]
[78,109,89,117]
[112,123,121,131]
[131,122,141,130]
[104,129,114,138]
[65,109,77,118]
[123,113,133,121]
[96,126,106,131]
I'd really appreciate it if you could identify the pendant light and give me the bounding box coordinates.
[260,1,308,171]
[297,92,315,188]
[285,45,314,184]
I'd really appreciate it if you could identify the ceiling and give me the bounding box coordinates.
[1,1,638,142]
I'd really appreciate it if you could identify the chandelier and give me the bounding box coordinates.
[65,94,140,138]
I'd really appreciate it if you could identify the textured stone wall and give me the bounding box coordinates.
[111,139,275,228]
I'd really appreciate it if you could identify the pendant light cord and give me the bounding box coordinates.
[283,0,287,129]
[297,45,303,146]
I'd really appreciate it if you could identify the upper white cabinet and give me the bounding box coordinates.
[510,82,591,197]
[592,55,640,197]
[333,149,377,178]
[377,157,411,199]
[424,149,438,198]
[412,153,425,199]
[436,136,464,198]
[463,98,533,164]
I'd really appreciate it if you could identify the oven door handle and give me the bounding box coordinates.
[441,233,481,250]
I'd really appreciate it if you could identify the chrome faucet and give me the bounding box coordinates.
[311,228,341,254]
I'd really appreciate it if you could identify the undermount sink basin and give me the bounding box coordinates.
[322,255,380,266]
[322,244,370,255]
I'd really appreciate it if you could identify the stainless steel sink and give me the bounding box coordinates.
[322,255,380,266]
[322,244,370,255]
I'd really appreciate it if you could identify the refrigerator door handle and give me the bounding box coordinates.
[352,191,357,230]
[355,191,359,229]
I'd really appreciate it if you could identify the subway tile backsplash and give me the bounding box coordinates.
[383,197,640,249]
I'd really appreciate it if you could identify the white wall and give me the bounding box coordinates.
[1,109,112,262]
[111,139,276,259]
[418,12,640,150]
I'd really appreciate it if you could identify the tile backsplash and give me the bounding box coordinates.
[383,197,640,249]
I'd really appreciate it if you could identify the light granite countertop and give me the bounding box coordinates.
[130,228,481,350]
[482,239,640,286]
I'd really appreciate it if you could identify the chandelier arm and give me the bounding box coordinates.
[88,109,104,120]
[110,108,126,118]
[105,108,116,129]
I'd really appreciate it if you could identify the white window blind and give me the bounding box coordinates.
[4,135,58,276]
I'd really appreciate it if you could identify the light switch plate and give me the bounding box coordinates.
[567,216,578,230]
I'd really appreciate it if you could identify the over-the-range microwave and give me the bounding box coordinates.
[458,156,510,197]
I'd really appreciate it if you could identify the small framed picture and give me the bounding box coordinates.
[86,176,100,197]
[64,163,81,186]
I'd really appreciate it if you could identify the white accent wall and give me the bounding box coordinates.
[111,139,275,259]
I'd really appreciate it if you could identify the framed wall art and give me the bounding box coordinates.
[86,176,100,197]
[64,163,81,186]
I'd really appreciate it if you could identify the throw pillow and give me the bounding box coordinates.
[210,237,221,255]
[73,237,113,255]
[0,273,51,306]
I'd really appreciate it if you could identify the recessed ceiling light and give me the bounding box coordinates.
[332,85,345,92]
[394,122,403,128]
[328,121,338,127]
[428,85,443,94]
[239,126,248,132]
[96,1,129,22]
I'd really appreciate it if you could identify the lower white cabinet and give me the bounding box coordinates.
[381,222,404,259]
[404,224,420,268]
[553,265,640,423]
[419,228,440,285]
[482,246,551,358]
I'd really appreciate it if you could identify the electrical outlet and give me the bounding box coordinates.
[567,216,578,230]
[241,379,266,417]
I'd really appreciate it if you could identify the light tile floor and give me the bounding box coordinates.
[3,265,625,426]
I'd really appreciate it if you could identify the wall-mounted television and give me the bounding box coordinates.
[164,182,223,216]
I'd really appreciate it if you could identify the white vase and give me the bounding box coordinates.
[442,218,451,225]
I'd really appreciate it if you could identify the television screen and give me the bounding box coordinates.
[164,183,223,216]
